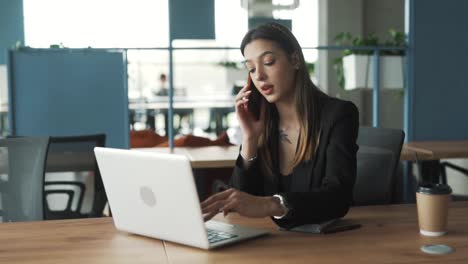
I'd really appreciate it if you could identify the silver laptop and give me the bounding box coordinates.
[94,147,269,249]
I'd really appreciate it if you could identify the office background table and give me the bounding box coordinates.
[134,145,239,169]
[129,96,236,135]
[136,144,455,202]
[134,146,240,199]
[400,144,433,161]
[129,96,235,111]
[404,140,468,160]
[136,144,427,168]
[1,202,467,263]
[404,140,468,184]
[136,145,428,201]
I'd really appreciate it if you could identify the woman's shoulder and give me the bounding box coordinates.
[319,95,359,125]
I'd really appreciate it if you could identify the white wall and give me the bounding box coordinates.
[364,0,405,38]
[318,0,405,129]
[318,0,363,96]
[0,65,7,104]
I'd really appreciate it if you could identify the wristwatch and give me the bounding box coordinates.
[273,194,290,219]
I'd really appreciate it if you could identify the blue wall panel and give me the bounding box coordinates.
[248,17,292,30]
[8,49,129,148]
[0,0,24,64]
[169,0,215,40]
[408,0,468,141]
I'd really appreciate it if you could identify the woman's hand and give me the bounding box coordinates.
[201,188,281,222]
[235,84,265,142]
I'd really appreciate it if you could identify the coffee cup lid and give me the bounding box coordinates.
[417,183,452,195]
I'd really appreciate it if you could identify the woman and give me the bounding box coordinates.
[201,23,359,228]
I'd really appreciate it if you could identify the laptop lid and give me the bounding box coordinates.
[94,147,210,249]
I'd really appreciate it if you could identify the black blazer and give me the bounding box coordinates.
[230,95,359,228]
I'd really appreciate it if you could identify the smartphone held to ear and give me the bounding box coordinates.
[247,75,262,121]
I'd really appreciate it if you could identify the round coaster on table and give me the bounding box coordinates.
[421,244,454,255]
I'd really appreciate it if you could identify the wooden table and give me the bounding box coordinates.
[134,146,240,199]
[136,145,424,168]
[401,144,433,161]
[0,217,168,264]
[404,140,468,181]
[1,202,467,263]
[401,140,468,201]
[404,140,468,160]
[134,146,239,169]
[134,144,455,202]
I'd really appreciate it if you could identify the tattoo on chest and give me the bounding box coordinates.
[279,129,293,144]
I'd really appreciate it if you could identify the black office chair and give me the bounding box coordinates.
[205,84,239,135]
[206,107,235,135]
[439,162,468,201]
[44,134,107,219]
[353,126,405,206]
[0,137,50,222]
[147,108,195,136]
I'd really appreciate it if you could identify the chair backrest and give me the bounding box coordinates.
[46,134,106,172]
[353,126,405,206]
[45,134,106,217]
[0,137,50,222]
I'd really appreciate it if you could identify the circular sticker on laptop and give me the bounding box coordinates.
[140,186,157,207]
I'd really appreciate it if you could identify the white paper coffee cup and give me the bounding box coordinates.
[416,184,452,236]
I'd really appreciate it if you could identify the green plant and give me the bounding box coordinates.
[49,42,66,48]
[383,29,406,55]
[217,61,244,70]
[333,29,406,89]
[218,60,315,78]
[306,62,315,76]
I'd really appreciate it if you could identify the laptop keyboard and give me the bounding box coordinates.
[207,229,238,244]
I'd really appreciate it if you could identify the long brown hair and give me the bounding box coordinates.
[240,22,326,177]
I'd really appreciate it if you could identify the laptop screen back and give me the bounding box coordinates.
[94,147,209,249]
